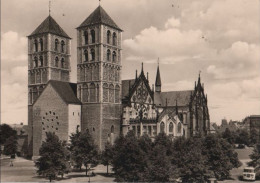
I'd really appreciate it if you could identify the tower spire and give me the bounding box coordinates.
[141,62,144,73]
[155,58,161,92]
[175,99,178,115]
[49,0,51,16]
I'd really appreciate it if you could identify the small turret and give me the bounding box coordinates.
[155,59,161,92]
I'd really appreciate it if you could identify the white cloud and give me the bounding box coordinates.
[1,31,27,62]
[165,17,180,28]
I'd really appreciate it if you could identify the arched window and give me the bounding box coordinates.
[61,58,65,68]
[40,38,43,51]
[111,125,114,133]
[113,32,117,46]
[55,57,59,67]
[55,39,59,51]
[84,31,88,44]
[90,83,96,102]
[115,85,120,103]
[39,56,43,67]
[84,49,88,62]
[160,122,165,133]
[109,84,114,103]
[29,89,33,104]
[91,49,95,61]
[34,39,38,52]
[91,30,95,43]
[107,49,111,61]
[103,83,108,102]
[112,51,116,62]
[34,57,38,68]
[107,30,111,44]
[82,84,88,102]
[178,122,182,133]
[169,122,173,133]
[32,87,38,102]
[61,40,65,53]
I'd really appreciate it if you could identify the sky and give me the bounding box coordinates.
[1,0,260,125]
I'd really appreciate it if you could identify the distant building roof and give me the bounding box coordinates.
[48,80,81,104]
[78,5,122,31]
[29,15,70,38]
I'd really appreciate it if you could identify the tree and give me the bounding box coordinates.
[112,131,147,182]
[35,132,70,182]
[250,128,259,145]
[101,142,114,174]
[248,144,260,172]
[203,134,241,180]
[235,129,250,145]
[69,130,99,175]
[222,128,235,145]
[0,124,17,145]
[3,136,18,157]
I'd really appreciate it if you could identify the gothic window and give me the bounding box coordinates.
[55,57,59,67]
[39,56,43,67]
[111,125,114,133]
[178,122,182,133]
[96,84,99,102]
[107,30,111,44]
[40,38,43,51]
[90,83,96,102]
[36,71,41,83]
[109,84,114,103]
[113,32,117,46]
[112,51,116,62]
[29,89,33,104]
[91,30,95,43]
[107,49,111,61]
[32,87,38,102]
[169,122,173,133]
[84,49,88,62]
[34,57,38,68]
[61,58,65,68]
[115,85,120,103]
[84,31,88,44]
[61,40,65,53]
[91,49,95,61]
[103,83,108,102]
[34,39,38,52]
[82,84,88,102]
[55,39,59,51]
[160,122,165,133]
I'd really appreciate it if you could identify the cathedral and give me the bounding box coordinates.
[27,5,210,158]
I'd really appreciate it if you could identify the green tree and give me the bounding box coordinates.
[112,131,147,182]
[101,142,114,174]
[0,124,17,145]
[35,132,70,182]
[69,130,99,175]
[3,136,18,157]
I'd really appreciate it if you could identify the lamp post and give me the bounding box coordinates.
[87,164,91,183]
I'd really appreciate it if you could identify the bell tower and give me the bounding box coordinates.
[27,15,71,156]
[77,5,122,149]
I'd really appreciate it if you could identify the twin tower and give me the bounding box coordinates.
[28,5,123,154]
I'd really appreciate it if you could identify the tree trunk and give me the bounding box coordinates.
[49,176,52,182]
[107,165,109,174]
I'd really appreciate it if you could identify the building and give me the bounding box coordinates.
[243,115,260,135]
[28,5,210,158]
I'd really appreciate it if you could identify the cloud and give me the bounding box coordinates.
[165,17,180,28]
[1,31,27,62]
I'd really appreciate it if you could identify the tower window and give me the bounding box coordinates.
[61,58,65,68]
[107,30,111,44]
[107,49,111,61]
[91,30,95,43]
[112,51,116,62]
[91,49,95,61]
[178,122,182,133]
[111,125,114,133]
[55,57,59,67]
[34,57,38,68]
[84,31,88,44]
[55,39,59,51]
[160,122,165,133]
[169,122,173,133]
[61,40,65,53]
[40,38,43,51]
[40,56,43,67]
[113,32,117,46]
[84,49,88,62]
[34,39,38,52]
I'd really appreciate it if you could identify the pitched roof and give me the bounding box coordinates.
[78,5,122,31]
[29,16,70,38]
[155,90,193,107]
[155,65,161,86]
[49,80,81,104]
[122,79,136,99]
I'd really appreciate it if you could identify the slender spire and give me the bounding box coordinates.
[155,58,161,92]
[135,70,138,80]
[141,62,144,73]
[198,70,201,84]
[175,99,178,115]
[49,0,51,16]
[147,72,149,82]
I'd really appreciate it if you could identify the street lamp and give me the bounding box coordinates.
[87,164,91,183]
